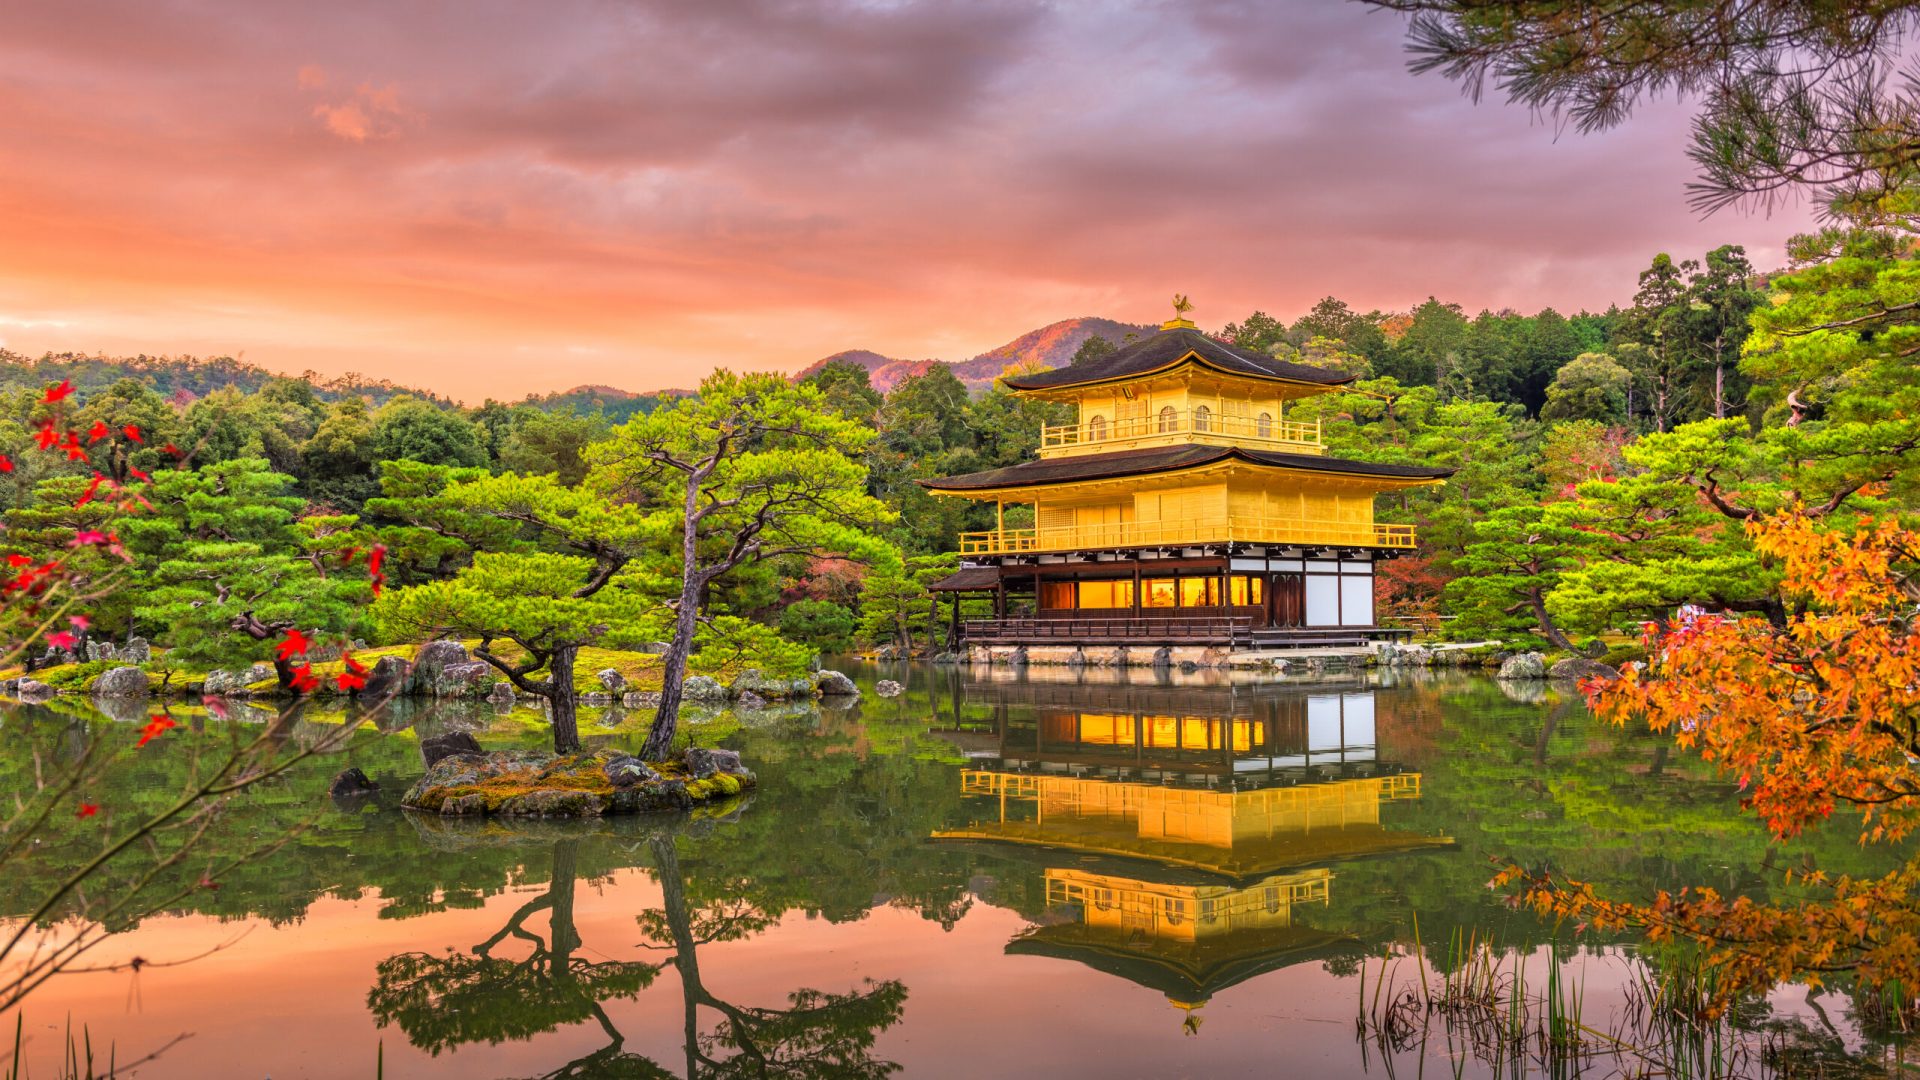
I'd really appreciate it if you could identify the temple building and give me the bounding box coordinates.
[923,303,1454,648]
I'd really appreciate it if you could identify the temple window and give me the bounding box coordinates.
[1179,577,1220,607]
[1078,580,1135,608]
[1193,405,1212,432]
[1087,414,1107,441]
[1256,411,1273,437]
[1158,405,1177,433]
[1230,576,1265,606]
[1143,579,1178,608]
[1038,581,1076,609]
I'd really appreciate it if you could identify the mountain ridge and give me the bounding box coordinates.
[794,316,1153,393]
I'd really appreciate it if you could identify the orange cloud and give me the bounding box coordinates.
[311,81,409,142]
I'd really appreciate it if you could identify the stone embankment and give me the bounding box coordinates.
[1,635,867,711]
[874,641,1623,681]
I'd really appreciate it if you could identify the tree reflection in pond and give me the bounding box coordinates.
[367,838,662,1071]
[643,834,906,1079]
[366,832,906,1079]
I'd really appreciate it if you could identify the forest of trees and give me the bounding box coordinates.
[0,229,1884,676]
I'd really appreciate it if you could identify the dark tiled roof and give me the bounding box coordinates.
[928,565,1003,591]
[919,444,1454,492]
[1002,326,1355,391]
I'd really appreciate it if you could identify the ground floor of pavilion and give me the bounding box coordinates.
[931,543,1402,649]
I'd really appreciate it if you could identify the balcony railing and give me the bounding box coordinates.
[1039,410,1321,453]
[958,517,1416,555]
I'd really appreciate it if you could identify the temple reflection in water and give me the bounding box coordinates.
[931,668,1451,1027]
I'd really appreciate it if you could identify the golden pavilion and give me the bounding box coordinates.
[923,302,1453,648]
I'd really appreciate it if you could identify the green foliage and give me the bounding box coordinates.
[121,458,372,663]
[1539,353,1631,424]
[779,599,858,654]
[371,396,488,469]
[1445,504,1584,646]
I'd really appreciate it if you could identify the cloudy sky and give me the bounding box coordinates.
[0,0,1812,401]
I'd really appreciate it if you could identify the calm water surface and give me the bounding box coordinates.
[1,662,1905,1077]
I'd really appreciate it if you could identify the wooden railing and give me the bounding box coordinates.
[1039,410,1320,453]
[958,517,1417,555]
[963,615,1254,646]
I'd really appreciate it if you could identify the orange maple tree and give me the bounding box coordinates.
[1498,511,1920,1009]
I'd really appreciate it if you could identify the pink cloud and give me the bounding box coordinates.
[0,1,1815,401]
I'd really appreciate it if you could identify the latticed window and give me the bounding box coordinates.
[1087,414,1107,441]
[1257,411,1273,437]
[1158,405,1177,433]
[1194,405,1212,432]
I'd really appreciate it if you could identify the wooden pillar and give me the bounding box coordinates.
[949,593,961,647]
[1133,560,1142,626]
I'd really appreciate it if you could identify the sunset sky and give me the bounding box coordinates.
[0,0,1813,402]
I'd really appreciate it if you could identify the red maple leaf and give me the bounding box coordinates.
[136,715,176,747]
[76,802,98,818]
[69,614,90,631]
[335,670,367,692]
[44,379,74,404]
[122,424,143,443]
[46,630,75,650]
[75,473,104,507]
[163,442,182,457]
[343,653,367,676]
[6,554,29,568]
[289,663,320,693]
[368,544,388,596]
[128,466,150,482]
[275,628,311,661]
[86,421,109,444]
[0,455,14,473]
[33,424,58,451]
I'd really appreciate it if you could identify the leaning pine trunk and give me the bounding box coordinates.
[643,586,700,761]
[549,644,582,754]
[1529,588,1575,652]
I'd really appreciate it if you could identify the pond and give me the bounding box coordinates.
[1,661,1908,1078]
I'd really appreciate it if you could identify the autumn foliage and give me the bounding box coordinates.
[1498,512,1920,1008]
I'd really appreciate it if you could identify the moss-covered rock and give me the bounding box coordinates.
[401,747,752,818]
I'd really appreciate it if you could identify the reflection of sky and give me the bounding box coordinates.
[8,868,1845,1078]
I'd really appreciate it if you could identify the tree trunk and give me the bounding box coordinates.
[644,471,709,763]
[549,644,581,754]
[1528,587,1575,651]
[644,578,702,761]
[1714,333,1726,419]
[650,834,703,1079]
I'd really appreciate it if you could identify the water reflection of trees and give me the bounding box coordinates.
[367,839,660,1064]
[366,831,906,1079]
[644,835,906,1078]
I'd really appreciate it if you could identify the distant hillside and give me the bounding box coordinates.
[795,317,1154,394]
[519,384,685,423]
[0,350,451,407]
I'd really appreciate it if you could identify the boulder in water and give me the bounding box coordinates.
[1496,652,1547,681]
[420,731,484,768]
[328,767,379,797]
[1547,657,1619,683]
[813,670,859,697]
[875,679,904,698]
[682,746,746,779]
[680,675,727,704]
[90,666,150,698]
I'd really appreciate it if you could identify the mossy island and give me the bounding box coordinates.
[401,744,754,818]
